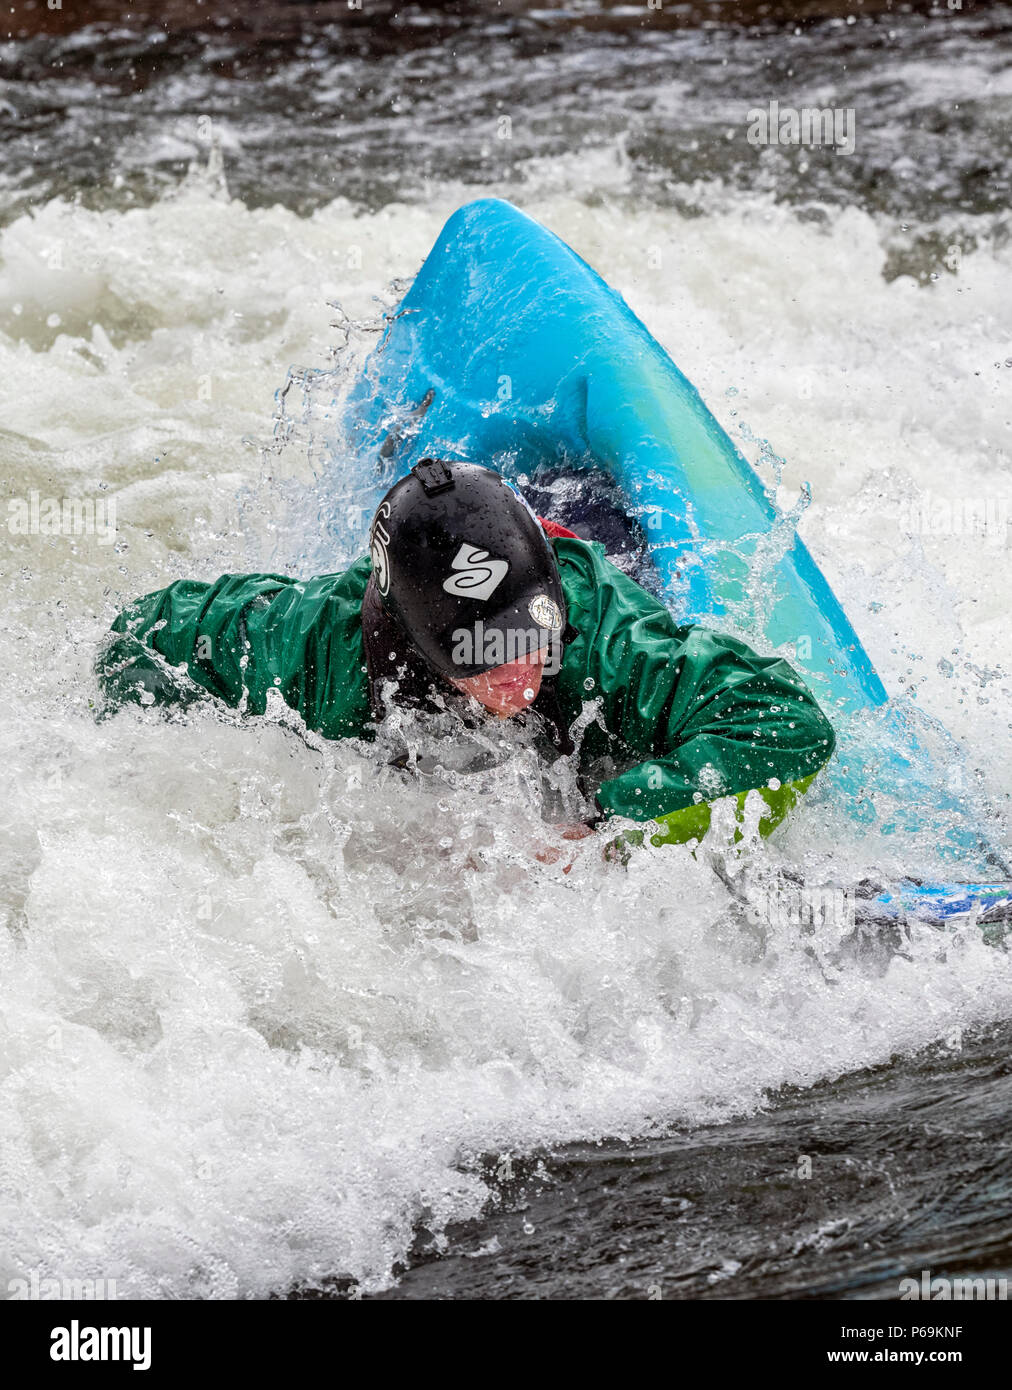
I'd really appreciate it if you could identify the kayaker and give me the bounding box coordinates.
[97,460,836,842]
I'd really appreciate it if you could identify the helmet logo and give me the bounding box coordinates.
[442,543,509,601]
[371,504,392,596]
[529,594,562,630]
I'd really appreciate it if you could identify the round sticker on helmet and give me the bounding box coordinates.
[529,594,562,629]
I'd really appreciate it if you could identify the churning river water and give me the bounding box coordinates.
[1,1,1010,1299]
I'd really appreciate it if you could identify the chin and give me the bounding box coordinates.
[495,689,540,718]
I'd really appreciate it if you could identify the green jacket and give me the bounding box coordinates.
[97,537,835,841]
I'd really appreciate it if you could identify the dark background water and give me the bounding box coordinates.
[3,1,1009,233]
[4,0,1011,1301]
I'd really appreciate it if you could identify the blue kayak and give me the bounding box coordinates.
[318,197,1009,924]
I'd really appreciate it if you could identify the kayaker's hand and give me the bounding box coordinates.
[535,822,595,872]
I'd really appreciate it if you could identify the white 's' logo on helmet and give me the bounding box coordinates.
[442,543,509,601]
[371,503,392,596]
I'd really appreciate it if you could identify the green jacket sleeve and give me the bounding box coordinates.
[554,539,836,829]
[97,558,372,740]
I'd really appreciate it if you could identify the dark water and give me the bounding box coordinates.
[369,1020,1012,1300]
[3,1,1009,238]
[4,0,1011,1301]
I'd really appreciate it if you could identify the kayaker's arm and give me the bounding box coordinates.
[96,560,372,739]
[593,624,835,825]
[553,538,835,834]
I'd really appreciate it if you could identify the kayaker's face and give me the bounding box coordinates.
[450,647,548,718]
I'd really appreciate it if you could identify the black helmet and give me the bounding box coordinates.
[368,460,566,679]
